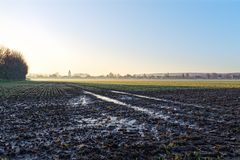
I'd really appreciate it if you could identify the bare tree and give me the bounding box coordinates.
[0,47,28,80]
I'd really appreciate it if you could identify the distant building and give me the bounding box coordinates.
[50,72,60,78]
[68,70,71,77]
[73,73,90,78]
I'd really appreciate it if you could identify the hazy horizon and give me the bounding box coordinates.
[1,0,240,75]
[28,71,240,77]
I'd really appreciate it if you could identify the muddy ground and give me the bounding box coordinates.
[0,85,239,159]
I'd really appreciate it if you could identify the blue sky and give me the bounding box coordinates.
[0,0,239,75]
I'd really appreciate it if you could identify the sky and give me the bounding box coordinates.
[0,0,239,75]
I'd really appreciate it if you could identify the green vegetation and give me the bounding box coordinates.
[0,80,72,98]
[1,79,239,98]
[33,79,240,91]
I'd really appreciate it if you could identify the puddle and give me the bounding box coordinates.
[151,126,159,140]
[84,91,126,106]
[111,90,206,109]
[68,95,91,107]
[74,115,146,136]
[130,105,170,120]
[84,91,201,130]
[119,95,134,101]
[0,105,3,112]
[84,91,169,120]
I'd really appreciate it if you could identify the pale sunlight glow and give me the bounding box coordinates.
[0,0,239,75]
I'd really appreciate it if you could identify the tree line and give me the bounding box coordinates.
[0,47,28,80]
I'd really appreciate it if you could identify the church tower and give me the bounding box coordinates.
[68,70,71,77]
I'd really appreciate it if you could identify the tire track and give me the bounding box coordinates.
[83,91,201,130]
[111,90,221,110]
[110,90,229,124]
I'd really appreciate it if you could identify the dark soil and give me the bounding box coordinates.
[0,86,239,159]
